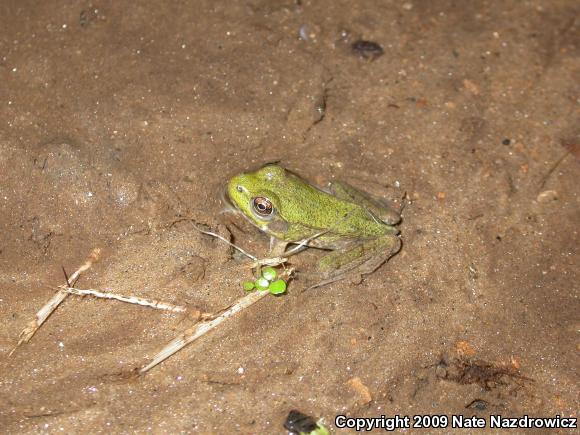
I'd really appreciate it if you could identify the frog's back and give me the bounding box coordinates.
[277,180,392,239]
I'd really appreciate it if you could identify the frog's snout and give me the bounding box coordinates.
[220,186,237,213]
[227,175,250,206]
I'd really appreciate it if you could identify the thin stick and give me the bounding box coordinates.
[10,248,101,356]
[539,151,570,189]
[275,211,354,259]
[248,257,288,268]
[246,230,329,268]
[137,227,333,372]
[58,286,188,313]
[140,289,269,373]
[192,221,331,267]
[284,230,330,256]
[191,224,257,260]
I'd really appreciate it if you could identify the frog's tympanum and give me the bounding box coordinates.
[227,164,401,285]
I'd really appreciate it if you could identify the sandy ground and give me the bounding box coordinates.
[0,0,578,433]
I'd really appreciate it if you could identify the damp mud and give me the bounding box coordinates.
[0,1,578,433]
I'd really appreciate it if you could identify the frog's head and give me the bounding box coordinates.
[227,165,288,234]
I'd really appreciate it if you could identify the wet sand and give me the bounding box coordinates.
[0,0,578,433]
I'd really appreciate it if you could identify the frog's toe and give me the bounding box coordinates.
[360,236,401,274]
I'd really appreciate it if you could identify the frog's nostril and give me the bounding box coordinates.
[236,185,243,192]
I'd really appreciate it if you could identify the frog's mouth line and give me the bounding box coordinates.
[219,185,238,214]
[220,185,259,225]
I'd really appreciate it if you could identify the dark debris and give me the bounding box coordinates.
[351,40,384,60]
[436,357,532,391]
[284,410,319,434]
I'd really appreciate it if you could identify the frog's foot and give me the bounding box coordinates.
[315,234,401,285]
[303,270,363,291]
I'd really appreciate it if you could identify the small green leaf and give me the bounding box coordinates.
[261,266,277,281]
[255,277,270,291]
[312,423,330,435]
[242,281,255,291]
[268,279,287,294]
[300,422,330,435]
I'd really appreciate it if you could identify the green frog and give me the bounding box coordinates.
[226,164,401,285]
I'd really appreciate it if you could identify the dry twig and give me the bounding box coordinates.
[140,289,270,373]
[58,286,188,313]
[10,248,101,356]
[11,222,302,371]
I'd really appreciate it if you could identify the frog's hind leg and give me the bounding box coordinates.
[329,182,401,225]
[316,234,401,284]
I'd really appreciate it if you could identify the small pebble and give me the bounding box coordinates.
[351,40,384,60]
[463,79,480,95]
[536,190,558,203]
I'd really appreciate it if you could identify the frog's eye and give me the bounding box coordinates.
[252,196,274,218]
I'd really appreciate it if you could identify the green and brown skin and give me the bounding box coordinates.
[227,165,401,284]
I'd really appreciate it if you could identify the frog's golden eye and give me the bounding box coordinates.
[252,196,273,217]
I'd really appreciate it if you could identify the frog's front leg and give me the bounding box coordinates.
[269,238,288,258]
[316,234,401,283]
